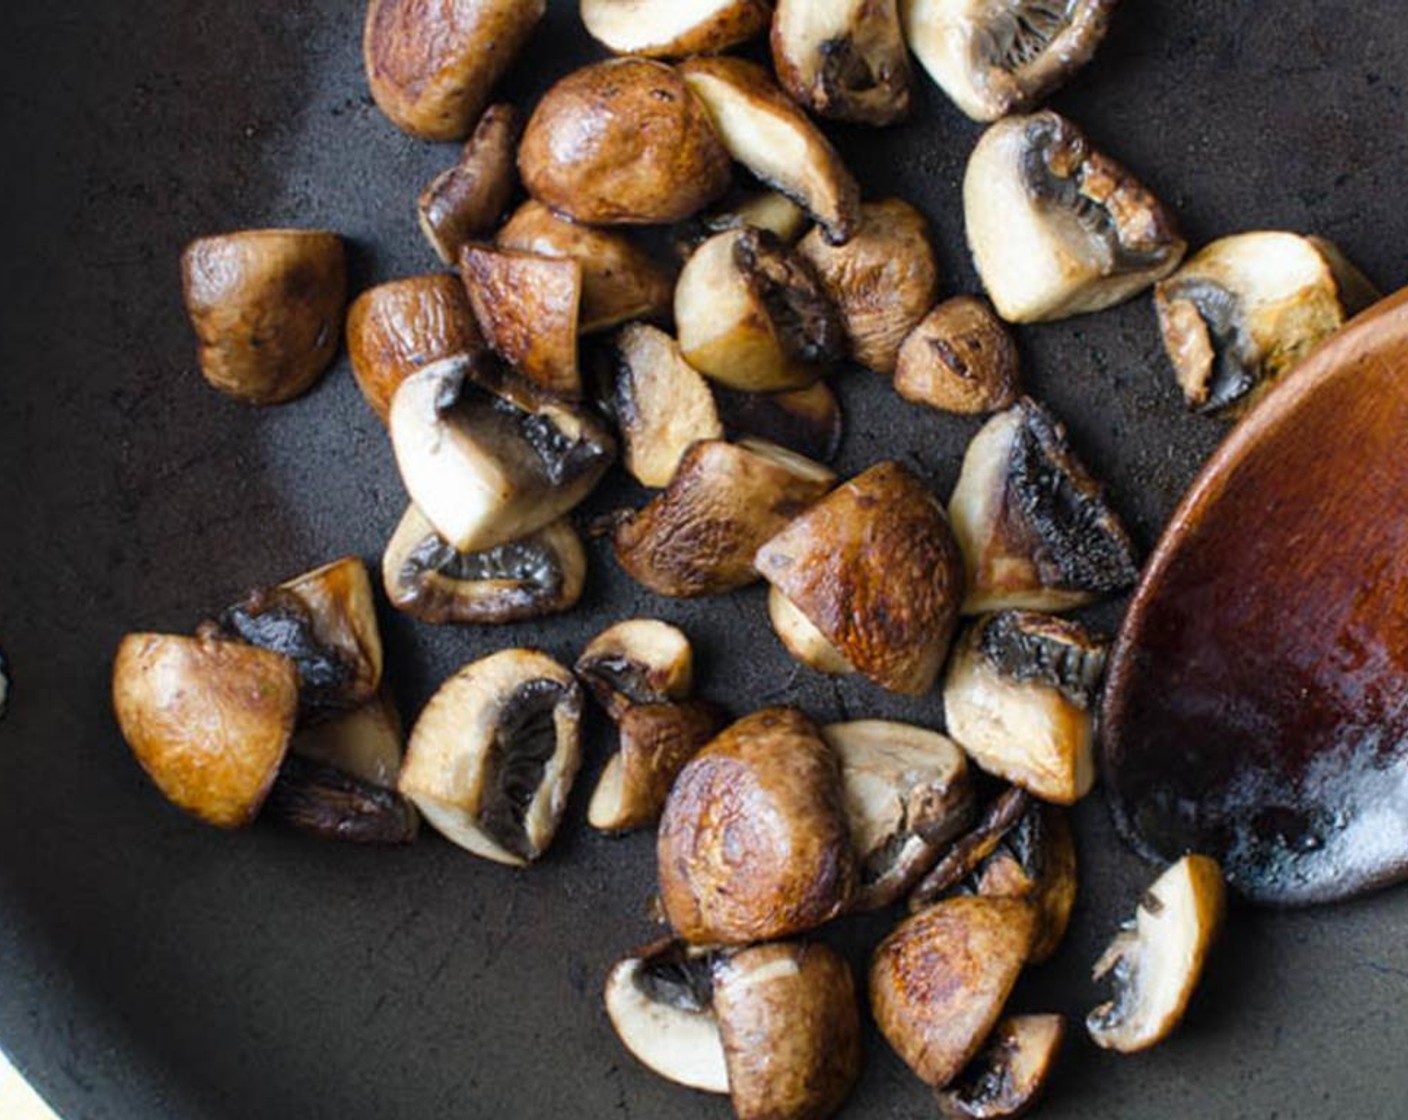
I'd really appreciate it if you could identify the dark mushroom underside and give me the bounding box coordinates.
[480,678,568,859]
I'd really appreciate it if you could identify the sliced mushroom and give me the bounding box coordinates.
[262,754,419,845]
[679,56,863,244]
[418,103,522,265]
[713,942,863,1120]
[581,0,771,58]
[346,274,482,423]
[198,557,385,723]
[714,381,844,463]
[797,198,941,373]
[390,355,615,553]
[1154,231,1379,416]
[870,896,1037,1088]
[905,0,1117,122]
[822,720,975,910]
[290,685,405,790]
[364,0,545,140]
[518,59,732,226]
[1087,855,1226,1053]
[676,227,845,392]
[768,586,856,678]
[965,111,1186,323]
[908,786,1032,910]
[658,707,857,944]
[398,649,583,865]
[575,619,695,720]
[497,201,675,335]
[589,700,727,833]
[935,1014,1065,1119]
[756,461,965,695]
[460,244,583,400]
[948,397,1139,613]
[605,940,728,1094]
[181,229,346,405]
[895,296,1021,415]
[609,323,724,488]
[943,611,1106,805]
[613,438,836,598]
[772,0,912,126]
[382,505,586,625]
[675,190,812,258]
[112,634,299,828]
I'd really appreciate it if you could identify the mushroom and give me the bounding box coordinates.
[261,754,420,845]
[608,323,724,487]
[767,587,856,678]
[589,700,727,833]
[604,940,729,1093]
[904,0,1117,123]
[796,198,941,374]
[398,649,583,865]
[290,685,405,790]
[895,295,1021,415]
[181,229,347,405]
[1087,855,1226,1053]
[821,720,976,910]
[964,111,1186,323]
[657,707,857,944]
[389,355,616,553]
[714,381,844,463]
[613,439,836,597]
[675,190,811,258]
[497,200,675,335]
[518,58,732,226]
[943,611,1107,805]
[345,274,482,423]
[676,227,845,392]
[870,896,1037,1088]
[460,244,583,400]
[382,505,586,625]
[678,56,863,244]
[581,0,772,58]
[1154,232,1379,416]
[575,619,695,720]
[112,633,299,828]
[756,461,965,695]
[713,941,863,1120]
[418,103,522,265]
[908,786,1032,910]
[934,1014,1065,1120]
[948,397,1139,613]
[771,0,912,126]
[364,0,545,140]
[197,556,385,724]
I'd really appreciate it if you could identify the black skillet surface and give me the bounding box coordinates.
[2,3,1407,1118]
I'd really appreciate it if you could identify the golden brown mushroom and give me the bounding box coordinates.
[895,296,1021,415]
[935,1014,1065,1119]
[575,619,696,720]
[771,0,912,126]
[418,104,522,264]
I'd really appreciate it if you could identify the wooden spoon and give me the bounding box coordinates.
[1101,287,1408,906]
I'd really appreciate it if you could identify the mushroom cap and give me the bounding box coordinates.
[894,295,1021,417]
[581,0,771,59]
[658,707,857,944]
[935,1013,1066,1119]
[771,0,912,126]
[112,633,299,828]
[417,103,522,265]
[518,58,732,225]
[576,618,695,719]
[756,460,964,694]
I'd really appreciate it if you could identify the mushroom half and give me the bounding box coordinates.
[398,649,583,865]
[948,397,1139,613]
[390,355,615,553]
[581,0,772,59]
[418,103,522,265]
[965,111,1186,323]
[935,1013,1066,1119]
[895,295,1021,416]
[1087,855,1226,1053]
[575,619,695,720]
[771,0,913,126]
[382,505,586,626]
[905,0,1118,122]
[943,611,1107,805]
[1154,231,1379,416]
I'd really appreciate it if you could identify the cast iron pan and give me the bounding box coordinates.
[1,3,1406,1118]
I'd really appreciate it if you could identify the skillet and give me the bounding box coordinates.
[1,3,1406,1117]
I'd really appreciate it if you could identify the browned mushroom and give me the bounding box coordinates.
[935,1014,1065,1119]
[895,296,1021,415]
[290,685,405,790]
[181,229,346,405]
[658,707,856,944]
[756,461,965,695]
[518,58,732,226]
[771,0,912,126]
[418,104,522,265]
[908,787,1033,911]
[675,190,812,258]
[613,438,835,597]
[364,0,545,140]
[581,0,772,58]
[345,274,482,423]
[261,754,420,845]
[713,381,843,463]
[575,619,696,720]
[870,896,1037,1088]
[797,198,940,374]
